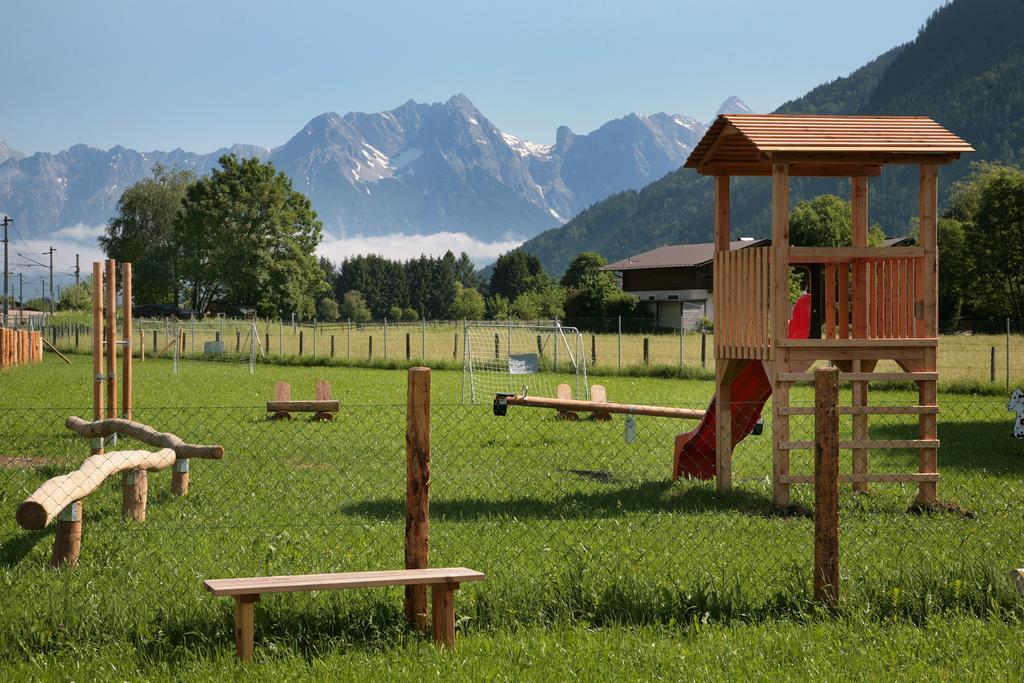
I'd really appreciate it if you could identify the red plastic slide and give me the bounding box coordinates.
[673,294,811,480]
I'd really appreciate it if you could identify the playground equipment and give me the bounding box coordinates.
[552,383,613,421]
[673,294,810,479]
[15,415,224,565]
[463,322,588,404]
[11,259,226,567]
[267,379,338,420]
[681,114,972,505]
[0,327,42,368]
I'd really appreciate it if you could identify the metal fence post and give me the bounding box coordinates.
[1008,318,1012,389]
[405,366,431,631]
[384,318,388,362]
[347,319,351,359]
[814,366,840,607]
[617,315,622,371]
[679,314,684,369]
[421,318,426,359]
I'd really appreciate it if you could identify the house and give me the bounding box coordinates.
[601,238,771,329]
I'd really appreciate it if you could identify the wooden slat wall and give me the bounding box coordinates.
[715,247,771,359]
[815,255,925,341]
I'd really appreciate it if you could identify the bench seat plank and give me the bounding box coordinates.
[205,567,485,596]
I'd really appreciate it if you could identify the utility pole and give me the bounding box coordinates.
[1,215,9,325]
[48,246,55,313]
[75,253,80,286]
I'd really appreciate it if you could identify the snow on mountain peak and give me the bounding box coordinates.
[500,132,554,158]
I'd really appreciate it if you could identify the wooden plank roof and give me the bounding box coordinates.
[685,115,973,175]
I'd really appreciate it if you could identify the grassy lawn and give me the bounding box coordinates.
[1,355,1022,679]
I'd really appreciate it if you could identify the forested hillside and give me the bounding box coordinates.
[521,0,1024,276]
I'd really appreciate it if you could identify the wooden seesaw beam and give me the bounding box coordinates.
[495,394,706,420]
[16,448,176,530]
[64,416,225,459]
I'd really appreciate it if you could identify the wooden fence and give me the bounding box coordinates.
[0,328,42,369]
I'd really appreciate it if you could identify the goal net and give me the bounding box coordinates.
[462,323,588,403]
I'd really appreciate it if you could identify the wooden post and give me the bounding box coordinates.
[918,165,939,505]
[713,175,733,493]
[120,264,146,520]
[299,329,303,356]
[406,332,411,360]
[991,347,996,383]
[91,262,105,453]
[591,334,596,365]
[771,164,791,506]
[431,584,456,647]
[331,334,335,357]
[105,260,117,421]
[171,458,189,496]
[51,501,82,568]
[851,177,869,339]
[405,367,431,631]
[453,332,458,359]
[851,359,869,494]
[494,333,500,359]
[814,367,840,607]
[368,335,373,359]
[643,337,649,365]
[152,329,157,356]
[234,594,259,661]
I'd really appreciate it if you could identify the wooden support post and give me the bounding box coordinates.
[405,367,431,631]
[771,165,791,506]
[105,259,117,421]
[715,362,732,492]
[331,334,335,357]
[117,262,144,519]
[851,360,869,493]
[406,332,411,360]
[643,337,649,365]
[850,177,869,338]
[814,367,840,607]
[431,584,456,647]
[298,329,303,356]
[91,262,105,455]
[171,458,190,496]
[918,165,939,505]
[234,594,259,661]
[368,335,373,359]
[51,500,82,568]
[453,333,458,359]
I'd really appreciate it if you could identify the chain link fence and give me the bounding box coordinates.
[1,391,1022,654]
[18,316,1024,386]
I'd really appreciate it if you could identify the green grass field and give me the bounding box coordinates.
[1,355,1022,680]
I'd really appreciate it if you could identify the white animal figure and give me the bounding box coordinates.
[1007,389,1024,438]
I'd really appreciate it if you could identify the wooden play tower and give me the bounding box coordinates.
[684,115,973,505]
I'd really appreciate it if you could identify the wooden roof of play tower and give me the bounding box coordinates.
[685,114,974,177]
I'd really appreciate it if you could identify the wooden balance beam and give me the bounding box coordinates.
[267,380,339,421]
[497,391,705,420]
[205,567,486,659]
[16,448,176,530]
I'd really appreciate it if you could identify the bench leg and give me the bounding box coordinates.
[431,584,457,647]
[234,594,260,661]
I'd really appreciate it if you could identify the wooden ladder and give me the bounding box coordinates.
[772,365,939,505]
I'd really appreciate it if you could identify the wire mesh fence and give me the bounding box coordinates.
[18,316,1024,386]
[0,393,1022,653]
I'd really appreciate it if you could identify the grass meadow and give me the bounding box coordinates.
[1,354,1023,679]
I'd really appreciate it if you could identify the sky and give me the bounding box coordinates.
[2,0,949,155]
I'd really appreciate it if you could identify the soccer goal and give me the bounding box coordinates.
[462,322,588,404]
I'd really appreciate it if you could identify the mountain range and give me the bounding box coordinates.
[0,95,749,244]
[519,0,1024,276]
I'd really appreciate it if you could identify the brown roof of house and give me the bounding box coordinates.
[602,239,771,272]
[685,114,974,173]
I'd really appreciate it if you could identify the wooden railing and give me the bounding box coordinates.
[715,247,771,358]
[790,247,926,340]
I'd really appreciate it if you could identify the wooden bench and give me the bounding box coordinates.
[555,383,611,421]
[204,567,485,660]
[267,379,339,421]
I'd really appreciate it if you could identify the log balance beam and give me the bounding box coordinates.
[494,393,705,420]
[16,448,176,530]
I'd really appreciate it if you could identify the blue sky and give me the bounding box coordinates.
[2,0,948,155]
